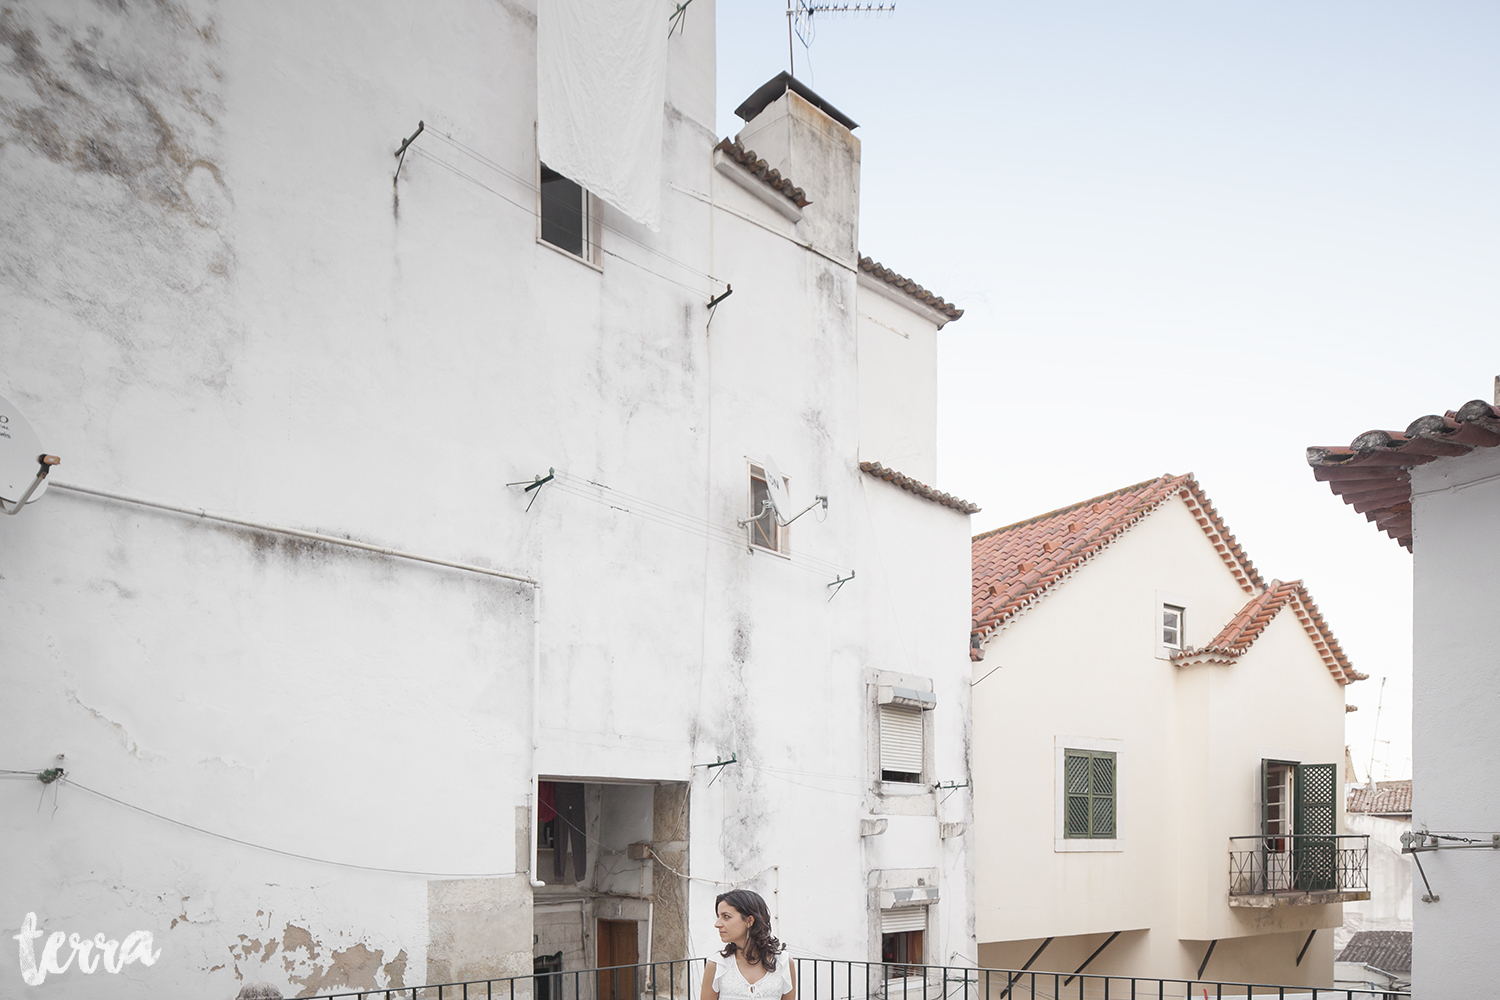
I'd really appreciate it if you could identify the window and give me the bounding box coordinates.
[538,163,599,264]
[1063,749,1116,839]
[1155,591,1188,659]
[880,918,923,978]
[1161,604,1184,649]
[534,952,563,1000]
[879,703,924,783]
[747,464,789,554]
[1258,759,1338,891]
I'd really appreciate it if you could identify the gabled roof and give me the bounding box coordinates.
[1171,579,1363,685]
[1337,931,1412,974]
[1306,397,1500,550]
[971,474,1263,656]
[860,462,980,514]
[714,138,811,209]
[1348,779,1412,816]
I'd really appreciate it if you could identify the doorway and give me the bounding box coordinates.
[597,919,639,1000]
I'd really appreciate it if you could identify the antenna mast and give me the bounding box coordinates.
[1366,675,1387,788]
[786,0,897,78]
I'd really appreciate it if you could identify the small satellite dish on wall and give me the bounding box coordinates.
[0,392,60,515]
[761,454,792,524]
[758,454,827,528]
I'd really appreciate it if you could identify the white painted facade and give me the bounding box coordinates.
[972,491,1355,986]
[0,2,975,996]
[1407,441,1500,996]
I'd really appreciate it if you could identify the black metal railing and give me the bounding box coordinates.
[1228,834,1370,897]
[299,955,1409,1000]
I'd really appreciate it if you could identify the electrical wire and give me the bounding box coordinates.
[27,775,519,878]
[541,472,855,586]
[649,847,777,889]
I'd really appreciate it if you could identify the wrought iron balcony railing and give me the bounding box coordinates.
[1229,834,1370,899]
[297,955,1409,1000]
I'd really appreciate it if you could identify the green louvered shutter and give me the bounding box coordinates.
[1064,750,1116,838]
[1294,763,1336,890]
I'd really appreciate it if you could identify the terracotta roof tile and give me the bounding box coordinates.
[858,256,963,322]
[1347,780,1412,816]
[1171,579,1364,685]
[971,475,1264,657]
[860,461,979,514]
[1337,930,1411,974]
[1307,398,1500,550]
[714,138,811,208]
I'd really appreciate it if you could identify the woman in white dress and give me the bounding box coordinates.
[701,890,796,1000]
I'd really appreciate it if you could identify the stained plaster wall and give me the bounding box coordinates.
[0,0,975,995]
[971,495,1349,985]
[1408,442,1500,996]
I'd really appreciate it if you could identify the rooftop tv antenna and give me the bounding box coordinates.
[786,0,896,78]
[0,393,60,516]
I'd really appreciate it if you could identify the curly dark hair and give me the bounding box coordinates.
[715,889,783,972]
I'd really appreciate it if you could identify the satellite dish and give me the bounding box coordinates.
[761,455,791,525]
[0,392,55,507]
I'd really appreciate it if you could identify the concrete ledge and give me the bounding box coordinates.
[1228,890,1371,908]
[714,149,803,221]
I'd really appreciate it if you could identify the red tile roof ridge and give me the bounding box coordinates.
[857,255,964,322]
[1307,398,1500,550]
[859,461,980,514]
[714,137,811,208]
[971,474,1267,659]
[1172,579,1363,685]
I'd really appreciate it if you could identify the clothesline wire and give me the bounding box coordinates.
[0,771,517,878]
[415,131,726,295]
[547,472,852,581]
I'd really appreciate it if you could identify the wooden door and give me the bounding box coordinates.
[596,919,638,1000]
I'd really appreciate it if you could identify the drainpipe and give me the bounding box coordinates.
[531,585,547,888]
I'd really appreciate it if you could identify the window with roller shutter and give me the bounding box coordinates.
[879,703,924,783]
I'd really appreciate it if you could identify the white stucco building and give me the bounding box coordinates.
[0,3,978,995]
[1307,386,1500,997]
[968,474,1365,986]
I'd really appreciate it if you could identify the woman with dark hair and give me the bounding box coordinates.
[701,889,795,1000]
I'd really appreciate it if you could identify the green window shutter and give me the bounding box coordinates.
[1064,750,1117,839]
[1092,754,1116,837]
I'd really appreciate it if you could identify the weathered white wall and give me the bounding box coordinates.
[972,495,1349,985]
[1340,813,1413,942]
[0,1,975,995]
[1408,443,1500,996]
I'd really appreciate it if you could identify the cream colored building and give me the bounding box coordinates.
[969,474,1365,986]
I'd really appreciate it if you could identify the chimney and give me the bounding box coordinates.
[733,73,861,265]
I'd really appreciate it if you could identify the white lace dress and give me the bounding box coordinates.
[709,954,795,1000]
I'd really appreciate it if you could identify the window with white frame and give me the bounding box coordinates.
[747,464,789,554]
[1161,604,1185,650]
[1154,590,1189,659]
[538,163,600,265]
[1054,735,1123,851]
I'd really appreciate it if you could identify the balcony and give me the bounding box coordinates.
[1228,834,1371,907]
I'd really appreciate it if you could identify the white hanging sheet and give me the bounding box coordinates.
[537,0,669,230]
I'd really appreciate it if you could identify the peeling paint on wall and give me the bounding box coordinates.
[228,922,408,997]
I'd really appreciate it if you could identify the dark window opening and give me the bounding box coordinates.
[534,952,564,1000]
[540,165,587,258]
[882,769,922,784]
[882,930,923,976]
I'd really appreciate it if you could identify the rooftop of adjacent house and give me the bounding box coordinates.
[1337,930,1412,974]
[970,474,1361,684]
[734,71,860,130]
[1348,779,1412,816]
[971,473,1261,639]
[1306,390,1500,551]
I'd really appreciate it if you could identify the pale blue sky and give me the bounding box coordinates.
[717,2,1500,780]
